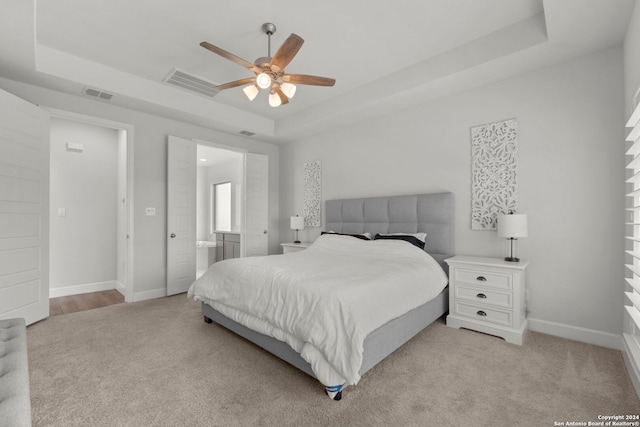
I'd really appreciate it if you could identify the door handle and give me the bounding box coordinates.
[263,230,268,234]
[170,233,176,238]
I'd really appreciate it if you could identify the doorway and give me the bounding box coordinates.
[196,144,243,278]
[167,136,268,295]
[47,109,134,302]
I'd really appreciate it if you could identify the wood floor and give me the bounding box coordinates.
[49,289,124,316]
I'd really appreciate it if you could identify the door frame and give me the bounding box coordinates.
[43,107,135,302]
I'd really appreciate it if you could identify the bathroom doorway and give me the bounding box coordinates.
[196,144,243,278]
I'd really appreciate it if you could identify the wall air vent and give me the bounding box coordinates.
[239,130,255,136]
[82,87,114,101]
[163,68,220,98]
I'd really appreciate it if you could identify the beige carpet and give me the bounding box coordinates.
[27,295,639,426]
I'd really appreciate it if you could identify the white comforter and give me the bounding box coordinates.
[187,234,447,387]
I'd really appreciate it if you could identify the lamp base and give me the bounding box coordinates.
[294,240,301,244]
[504,257,520,262]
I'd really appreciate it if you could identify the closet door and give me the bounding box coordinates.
[167,135,196,295]
[0,88,50,324]
[243,153,268,257]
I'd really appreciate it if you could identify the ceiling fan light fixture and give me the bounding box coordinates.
[256,73,272,89]
[243,84,259,101]
[281,82,296,99]
[268,91,282,107]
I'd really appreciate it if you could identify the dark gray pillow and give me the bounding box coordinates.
[373,233,425,249]
[321,231,372,240]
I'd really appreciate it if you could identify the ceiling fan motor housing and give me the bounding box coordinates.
[261,22,276,35]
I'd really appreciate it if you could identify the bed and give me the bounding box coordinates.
[188,192,454,400]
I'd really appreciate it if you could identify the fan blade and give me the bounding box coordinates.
[269,34,304,71]
[283,74,336,87]
[200,41,262,74]
[215,77,257,91]
[274,86,289,105]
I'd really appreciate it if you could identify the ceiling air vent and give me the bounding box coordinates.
[83,87,113,101]
[164,68,220,98]
[239,130,255,137]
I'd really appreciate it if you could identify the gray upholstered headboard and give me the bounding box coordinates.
[325,192,454,272]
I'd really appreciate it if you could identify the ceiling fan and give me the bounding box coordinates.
[200,23,335,107]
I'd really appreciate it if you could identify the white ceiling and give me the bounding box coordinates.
[0,0,634,143]
[197,145,243,168]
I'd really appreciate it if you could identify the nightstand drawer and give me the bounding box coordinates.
[454,302,512,327]
[453,268,512,290]
[281,242,312,254]
[454,285,512,309]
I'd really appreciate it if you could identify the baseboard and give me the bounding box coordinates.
[622,333,640,399]
[528,317,622,350]
[133,288,166,302]
[115,281,126,296]
[49,280,118,298]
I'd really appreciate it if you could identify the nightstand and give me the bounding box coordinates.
[280,242,312,254]
[445,255,528,345]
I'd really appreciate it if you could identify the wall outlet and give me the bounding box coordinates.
[145,207,156,216]
[57,208,66,217]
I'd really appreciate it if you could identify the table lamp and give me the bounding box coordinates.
[290,215,304,244]
[497,212,528,262]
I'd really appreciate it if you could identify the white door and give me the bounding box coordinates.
[0,88,50,324]
[243,153,269,257]
[167,135,196,295]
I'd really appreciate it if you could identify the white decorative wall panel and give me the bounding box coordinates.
[471,118,518,230]
[303,160,321,227]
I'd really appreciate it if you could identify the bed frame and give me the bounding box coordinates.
[202,192,454,400]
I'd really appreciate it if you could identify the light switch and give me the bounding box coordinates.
[57,208,66,217]
[66,142,84,153]
[145,207,156,216]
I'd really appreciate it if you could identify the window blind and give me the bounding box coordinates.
[625,100,640,330]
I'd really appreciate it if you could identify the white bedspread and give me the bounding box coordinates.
[187,234,448,387]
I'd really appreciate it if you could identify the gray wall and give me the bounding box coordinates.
[49,117,118,292]
[280,45,625,344]
[626,0,640,117]
[196,166,208,242]
[206,157,243,233]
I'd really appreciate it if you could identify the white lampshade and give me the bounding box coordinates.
[498,214,528,238]
[269,91,281,107]
[290,215,304,230]
[281,82,296,99]
[243,85,259,101]
[256,73,272,89]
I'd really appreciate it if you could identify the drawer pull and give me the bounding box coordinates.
[477,310,487,317]
[476,276,487,282]
[476,293,487,299]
